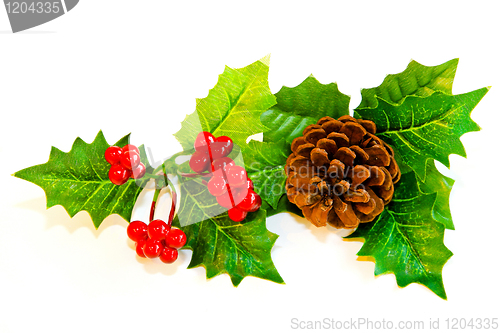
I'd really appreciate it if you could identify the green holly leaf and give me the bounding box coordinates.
[13,131,150,228]
[261,194,303,218]
[174,56,276,152]
[242,139,290,209]
[174,173,284,286]
[354,88,488,180]
[358,58,458,109]
[261,75,350,144]
[347,171,452,299]
[418,161,455,230]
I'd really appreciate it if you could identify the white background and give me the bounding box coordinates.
[1,1,499,332]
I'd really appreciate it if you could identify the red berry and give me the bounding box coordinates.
[215,136,233,154]
[127,221,148,242]
[210,142,231,159]
[252,194,262,212]
[109,164,131,185]
[225,165,247,186]
[148,219,170,241]
[143,239,163,258]
[231,186,249,206]
[233,177,254,190]
[105,146,123,165]
[211,157,235,171]
[159,246,178,264]
[194,132,215,151]
[216,191,233,209]
[165,228,187,249]
[236,190,262,212]
[216,187,247,208]
[120,150,141,170]
[245,178,254,190]
[136,239,148,258]
[131,162,146,179]
[189,150,210,173]
[207,173,228,197]
[123,144,140,155]
[228,207,247,222]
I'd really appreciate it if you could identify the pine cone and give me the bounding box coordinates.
[285,115,401,229]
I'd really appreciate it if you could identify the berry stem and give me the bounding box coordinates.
[162,163,178,228]
[168,189,177,228]
[143,173,166,181]
[144,160,180,226]
[179,172,213,178]
[150,186,161,222]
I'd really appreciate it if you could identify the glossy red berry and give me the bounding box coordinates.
[109,164,131,185]
[233,177,254,190]
[236,190,262,212]
[148,219,170,241]
[207,173,228,197]
[252,194,262,212]
[136,239,148,258]
[216,187,247,208]
[127,221,148,242]
[215,136,233,154]
[228,207,247,222]
[165,228,187,249]
[120,150,141,170]
[105,146,123,165]
[211,157,235,171]
[231,186,249,206]
[189,150,210,173]
[131,162,146,179]
[216,191,233,209]
[143,239,163,259]
[159,246,178,264]
[210,142,230,159]
[194,132,215,151]
[245,178,254,190]
[225,165,247,186]
[123,144,140,155]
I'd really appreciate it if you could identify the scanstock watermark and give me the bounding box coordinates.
[3,0,79,33]
[290,317,499,330]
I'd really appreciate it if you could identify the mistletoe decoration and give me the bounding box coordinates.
[13,57,488,299]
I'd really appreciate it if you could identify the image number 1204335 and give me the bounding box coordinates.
[3,0,79,32]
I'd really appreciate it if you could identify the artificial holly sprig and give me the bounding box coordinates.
[12,57,488,298]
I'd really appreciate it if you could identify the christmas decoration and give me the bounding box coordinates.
[13,57,489,299]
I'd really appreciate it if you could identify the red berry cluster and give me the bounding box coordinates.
[189,131,262,222]
[105,144,146,185]
[127,220,187,263]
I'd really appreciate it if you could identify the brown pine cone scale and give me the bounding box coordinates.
[285,116,401,229]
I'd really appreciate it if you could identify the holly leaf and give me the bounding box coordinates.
[243,139,290,209]
[347,171,452,299]
[261,194,303,218]
[174,173,284,286]
[13,131,150,228]
[358,58,458,109]
[174,56,276,152]
[418,161,455,230]
[261,75,350,144]
[354,88,488,180]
